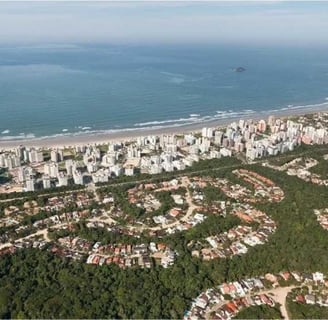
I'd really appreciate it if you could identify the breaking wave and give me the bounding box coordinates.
[0,100,328,144]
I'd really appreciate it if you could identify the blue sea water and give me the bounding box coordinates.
[0,43,328,140]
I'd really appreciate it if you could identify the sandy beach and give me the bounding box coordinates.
[1,104,327,150]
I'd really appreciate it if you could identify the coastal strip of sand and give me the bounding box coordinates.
[0,104,327,150]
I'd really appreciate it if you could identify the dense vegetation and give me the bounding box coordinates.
[234,305,283,319]
[72,223,146,245]
[309,159,328,178]
[0,145,328,318]
[184,214,241,243]
[0,168,11,185]
[287,300,328,319]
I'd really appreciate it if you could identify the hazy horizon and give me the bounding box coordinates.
[0,1,328,46]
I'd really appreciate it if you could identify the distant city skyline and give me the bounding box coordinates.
[0,1,327,45]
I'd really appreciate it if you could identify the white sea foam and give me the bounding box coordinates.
[134,109,257,128]
[1,100,328,144]
[1,130,10,134]
[265,101,328,115]
[62,129,68,132]
[0,133,35,141]
[134,117,200,127]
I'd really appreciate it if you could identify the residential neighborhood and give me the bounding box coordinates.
[190,204,277,261]
[0,170,283,268]
[185,271,328,320]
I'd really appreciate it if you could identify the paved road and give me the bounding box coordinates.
[0,188,85,203]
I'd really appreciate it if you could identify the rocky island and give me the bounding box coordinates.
[234,66,246,72]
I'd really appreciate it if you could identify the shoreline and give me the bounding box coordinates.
[1,104,328,150]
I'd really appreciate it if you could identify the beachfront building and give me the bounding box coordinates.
[110,164,123,177]
[44,162,59,178]
[87,162,98,173]
[0,153,19,169]
[0,153,21,169]
[73,170,84,185]
[28,148,44,163]
[50,149,64,163]
[125,165,135,176]
[257,119,267,132]
[25,175,36,192]
[92,169,110,183]
[127,146,141,159]
[65,159,74,176]
[17,166,34,183]
[14,145,26,161]
[202,127,214,138]
[101,153,117,167]
[2,112,328,192]
[42,175,51,189]
[57,172,69,187]
[150,164,162,175]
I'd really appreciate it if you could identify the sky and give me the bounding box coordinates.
[0,1,327,46]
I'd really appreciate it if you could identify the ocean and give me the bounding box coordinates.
[0,43,328,141]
